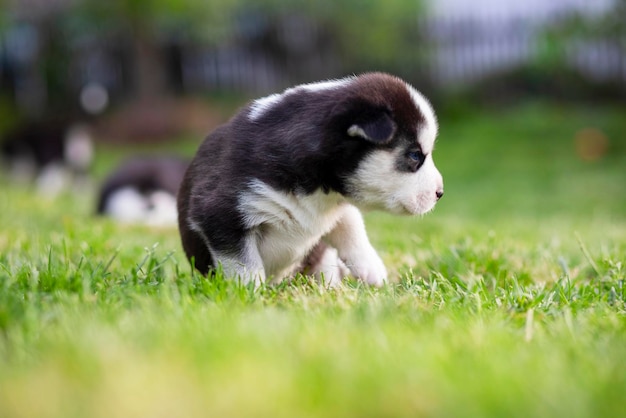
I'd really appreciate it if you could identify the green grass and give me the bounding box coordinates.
[1,102,625,418]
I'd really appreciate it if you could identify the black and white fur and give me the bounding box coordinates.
[178,72,443,287]
[97,156,189,226]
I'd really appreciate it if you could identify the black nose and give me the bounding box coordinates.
[436,189,444,200]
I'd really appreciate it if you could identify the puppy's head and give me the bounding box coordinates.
[337,73,443,215]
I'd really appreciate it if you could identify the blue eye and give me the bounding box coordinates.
[408,150,424,162]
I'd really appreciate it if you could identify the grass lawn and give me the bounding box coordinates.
[0,101,625,417]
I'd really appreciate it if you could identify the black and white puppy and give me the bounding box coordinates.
[178,72,443,287]
[97,156,189,226]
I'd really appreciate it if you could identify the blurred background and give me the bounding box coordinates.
[2,0,625,133]
[0,0,625,223]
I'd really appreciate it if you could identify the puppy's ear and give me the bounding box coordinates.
[347,111,396,144]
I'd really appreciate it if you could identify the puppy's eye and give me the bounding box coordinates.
[407,150,424,162]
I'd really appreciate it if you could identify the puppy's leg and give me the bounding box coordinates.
[324,205,387,287]
[214,235,266,287]
[186,220,265,285]
[301,242,350,288]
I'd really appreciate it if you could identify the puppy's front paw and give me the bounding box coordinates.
[345,249,388,287]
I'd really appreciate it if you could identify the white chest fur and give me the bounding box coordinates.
[238,180,348,279]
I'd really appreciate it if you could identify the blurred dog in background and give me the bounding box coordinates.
[96,156,189,227]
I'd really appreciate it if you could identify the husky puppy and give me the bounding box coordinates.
[178,72,443,286]
[97,156,189,226]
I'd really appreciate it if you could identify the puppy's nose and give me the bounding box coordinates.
[436,189,444,200]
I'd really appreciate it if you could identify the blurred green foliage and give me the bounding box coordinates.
[66,0,424,53]
[69,0,424,71]
[68,0,235,39]
[241,0,426,73]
